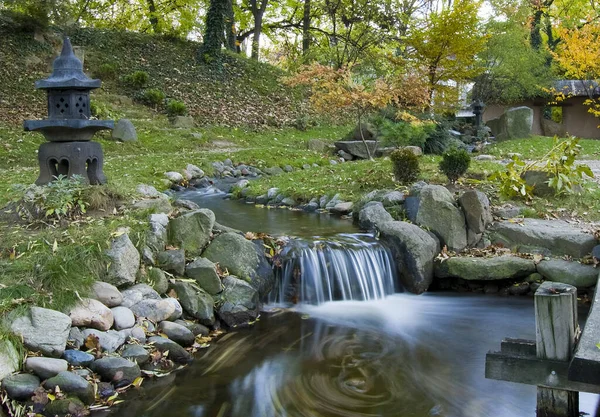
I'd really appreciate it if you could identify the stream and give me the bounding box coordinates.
[108,190,599,417]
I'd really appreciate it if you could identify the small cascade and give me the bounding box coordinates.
[271,234,399,305]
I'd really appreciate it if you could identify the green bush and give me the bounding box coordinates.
[95,63,118,80]
[123,70,149,89]
[166,99,187,117]
[439,148,471,183]
[424,122,453,154]
[141,88,166,107]
[90,101,114,119]
[372,115,435,149]
[390,148,420,184]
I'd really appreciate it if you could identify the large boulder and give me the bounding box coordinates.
[307,139,327,152]
[496,106,533,141]
[68,298,114,331]
[0,340,19,381]
[168,209,215,256]
[146,213,169,253]
[378,221,439,294]
[105,233,140,287]
[334,140,377,160]
[217,276,259,327]
[185,257,222,295]
[1,373,40,401]
[522,171,554,197]
[458,190,492,235]
[157,249,186,276]
[172,282,215,326]
[91,357,141,385]
[489,219,597,258]
[111,119,137,142]
[11,307,71,357]
[416,185,467,252]
[434,255,536,280]
[537,259,598,288]
[148,267,169,294]
[202,233,274,298]
[44,371,95,405]
[358,202,393,231]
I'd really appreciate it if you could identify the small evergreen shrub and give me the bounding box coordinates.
[390,148,420,184]
[95,63,118,79]
[439,148,471,183]
[123,70,149,89]
[141,89,166,107]
[166,99,187,117]
[424,122,453,154]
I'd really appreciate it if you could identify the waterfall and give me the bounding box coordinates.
[271,233,399,305]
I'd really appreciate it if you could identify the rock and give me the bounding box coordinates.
[130,299,177,323]
[474,155,495,161]
[330,202,353,215]
[62,350,94,367]
[338,150,353,160]
[537,259,598,288]
[496,106,533,141]
[379,221,439,294]
[185,258,222,295]
[158,321,195,347]
[0,340,19,381]
[484,283,499,294]
[326,194,343,210]
[358,202,394,231]
[404,196,420,223]
[43,398,86,417]
[458,190,492,234]
[175,320,209,336]
[264,166,284,176]
[157,249,186,276]
[173,199,200,211]
[25,357,68,380]
[136,184,164,199]
[319,195,330,208]
[168,209,215,256]
[171,115,195,128]
[164,297,183,321]
[283,165,293,172]
[416,185,467,252]
[130,326,147,343]
[235,179,250,190]
[120,345,150,365]
[213,221,242,235]
[542,118,567,137]
[121,284,161,308]
[267,188,280,199]
[147,336,192,364]
[91,357,141,385]
[217,276,259,327]
[304,202,319,212]
[11,307,71,357]
[307,139,327,152]
[111,119,137,142]
[346,123,377,141]
[489,219,597,258]
[90,282,123,308]
[44,372,95,405]
[81,329,126,353]
[165,171,184,184]
[334,140,377,160]
[382,191,405,207]
[172,282,215,326]
[148,267,169,294]
[105,234,140,287]
[400,146,423,156]
[493,204,522,219]
[509,282,530,295]
[329,159,338,165]
[522,170,554,197]
[67,328,84,350]
[434,255,536,280]
[281,197,296,206]
[68,298,114,331]
[111,306,135,330]
[133,195,173,214]
[186,164,204,179]
[146,213,169,253]
[2,373,40,401]
[97,382,116,398]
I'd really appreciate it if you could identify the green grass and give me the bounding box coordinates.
[487,136,600,159]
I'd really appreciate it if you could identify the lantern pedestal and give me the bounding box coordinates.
[36,141,107,185]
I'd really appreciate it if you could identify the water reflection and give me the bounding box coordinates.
[108,294,597,417]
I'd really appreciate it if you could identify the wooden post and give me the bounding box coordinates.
[535,281,579,417]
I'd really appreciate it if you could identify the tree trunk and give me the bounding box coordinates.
[147,0,160,33]
[302,0,311,55]
[201,0,227,61]
[225,0,237,52]
[358,113,373,161]
[250,0,268,60]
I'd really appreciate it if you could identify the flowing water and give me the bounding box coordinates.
[106,190,598,416]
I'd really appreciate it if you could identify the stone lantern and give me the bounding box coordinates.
[472,99,484,128]
[24,37,113,185]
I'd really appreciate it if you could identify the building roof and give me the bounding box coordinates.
[555,80,600,97]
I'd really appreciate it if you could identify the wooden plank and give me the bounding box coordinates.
[501,338,536,356]
[535,282,579,417]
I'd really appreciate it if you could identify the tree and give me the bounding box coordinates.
[201,0,227,61]
[249,0,269,60]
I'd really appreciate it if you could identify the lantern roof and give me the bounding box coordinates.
[35,37,101,90]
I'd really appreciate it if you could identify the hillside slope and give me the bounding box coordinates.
[0,17,307,127]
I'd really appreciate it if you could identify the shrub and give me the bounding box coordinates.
[123,71,149,89]
[166,99,187,117]
[141,88,166,107]
[95,63,118,80]
[390,148,420,184]
[371,115,435,149]
[439,148,471,183]
[424,122,453,154]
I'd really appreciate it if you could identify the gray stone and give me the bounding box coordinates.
[172,282,215,326]
[105,233,140,287]
[497,106,533,141]
[235,179,250,189]
[11,307,71,357]
[185,258,222,295]
[25,357,68,380]
[267,188,280,199]
[171,115,195,128]
[111,306,135,330]
[264,166,284,176]
[334,140,377,160]
[379,221,439,294]
[326,194,343,210]
[44,371,95,404]
[68,327,84,350]
[121,284,161,308]
[537,259,598,288]
[304,202,319,212]
[146,213,169,253]
[141,246,155,265]
[213,221,242,235]
[382,191,405,207]
[400,146,423,156]
[474,154,495,161]
[319,195,330,208]
[133,195,173,214]
[329,159,338,165]
[330,202,353,215]
[281,197,296,207]
[508,282,530,295]
[130,325,147,343]
[489,219,597,258]
[158,321,195,347]
[165,171,184,183]
[358,202,394,231]
[346,123,377,141]
[164,297,183,321]
[338,150,353,160]
[43,398,86,416]
[404,196,420,223]
[111,119,137,142]
[522,170,554,197]
[2,373,40,401]
[410,181,428,196]
[283,165,293,172]
[157,249,186,276]
[218,276,259,327]
[493,204,522,219]
[148,267,169,294]
[130,299,177,323]
[416,185,467,252]
[174,320,209,336]
[186,164,204,179]
[173,199,200,210]
[81,329,126,353]
[458,190,492,234]
[434,255,536,280]
[137,184,163,198]
[0,340,19,381]
[168,209,215,256]
[68,298,114,331]
[307,139,327,152]
[121,345,150,365]
[91,357,141,385]
[62,350,94,367]
[148,336,192,364]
